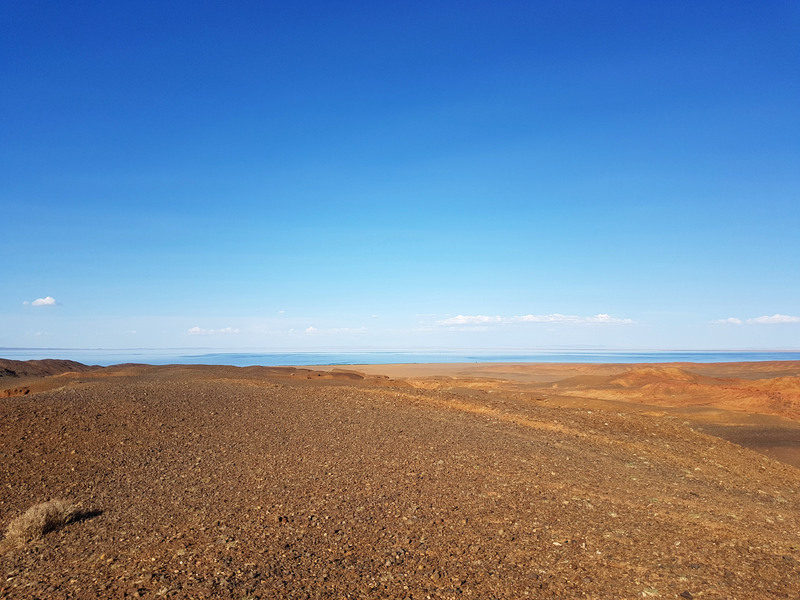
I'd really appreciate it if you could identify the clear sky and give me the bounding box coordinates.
[2,1,799,351]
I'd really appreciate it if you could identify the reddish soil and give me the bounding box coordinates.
[345,361,800,468]
[2,361,800,599]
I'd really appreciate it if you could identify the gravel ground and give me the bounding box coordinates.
[1,364,799,599]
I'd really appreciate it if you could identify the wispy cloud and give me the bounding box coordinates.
[515,313,633,324]
[713,314,800,325]
[24,296,58,307]
[747,314,800,325]
[439,315,504,326]
[712,317,743,325]
[438,313,633,326]
[187,326,240,335]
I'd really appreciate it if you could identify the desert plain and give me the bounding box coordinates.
[1,358,800,599]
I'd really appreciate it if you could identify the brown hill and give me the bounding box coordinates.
[2,363,800,598]
[0,358,97,378]
[547,366,800,421]
[606,366,725,387]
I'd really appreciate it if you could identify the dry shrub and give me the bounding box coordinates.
[3,500,78,545]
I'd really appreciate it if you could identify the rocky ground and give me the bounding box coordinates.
[1,362,800,598]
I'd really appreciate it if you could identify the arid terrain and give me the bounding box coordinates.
[1,359,800,599]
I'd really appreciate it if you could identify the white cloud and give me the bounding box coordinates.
[747,314,800,325]
[26,296,57,306]
[713,314,800,325]
[438,315,504,325]
[304,326,318,334]
[187,326,240,335]
[587,313,634,324]
[438,313,633,326]
[513,313,633,324]
[712,317,743,325]
[512,313,571,323]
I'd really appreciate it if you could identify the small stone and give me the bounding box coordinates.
[680,592,693,599]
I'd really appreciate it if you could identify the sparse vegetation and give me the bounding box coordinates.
[3,500,79,545]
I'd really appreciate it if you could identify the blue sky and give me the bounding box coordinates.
[2,1,799,350]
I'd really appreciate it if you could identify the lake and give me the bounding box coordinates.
[2,348,799,367]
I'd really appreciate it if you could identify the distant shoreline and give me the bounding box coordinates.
[2,348,800,367]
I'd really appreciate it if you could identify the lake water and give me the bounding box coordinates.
[2,348,799,367]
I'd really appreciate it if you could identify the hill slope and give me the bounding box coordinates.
[2,364,799,598]
[0,358,97,378]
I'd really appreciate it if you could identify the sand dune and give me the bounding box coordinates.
[2,361,800,598]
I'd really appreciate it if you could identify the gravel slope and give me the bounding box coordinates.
[1,364,799,599]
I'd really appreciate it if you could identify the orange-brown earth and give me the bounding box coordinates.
[2,359,800,599]
[339,361,800,470]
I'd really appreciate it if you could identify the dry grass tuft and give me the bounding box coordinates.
[3,500,79,545]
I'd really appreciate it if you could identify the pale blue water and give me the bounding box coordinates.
[1,348,799,367]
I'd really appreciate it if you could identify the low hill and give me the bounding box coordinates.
[2,363,800,598]
[0,358,97,378]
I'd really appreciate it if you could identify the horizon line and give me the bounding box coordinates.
[3,346,800,353]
